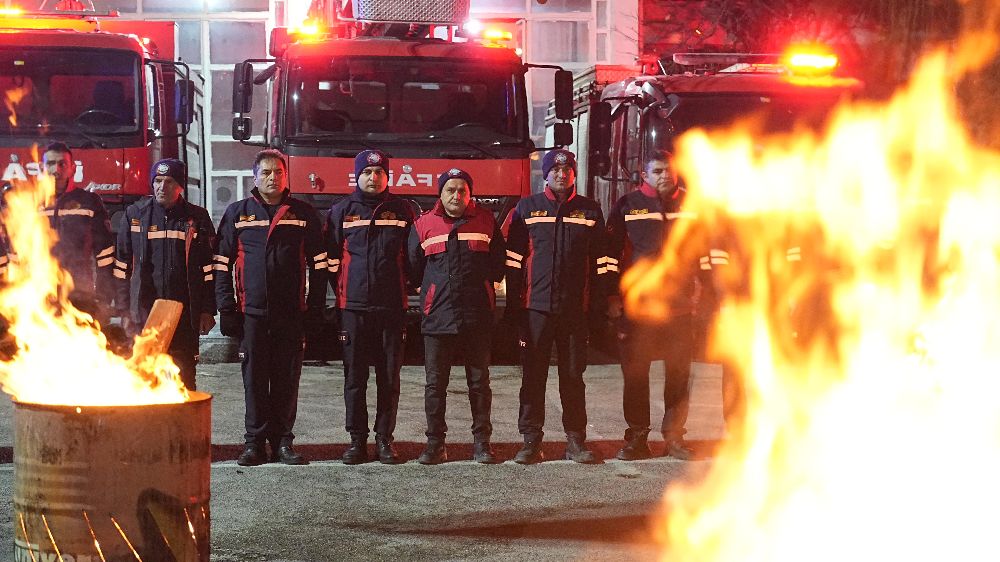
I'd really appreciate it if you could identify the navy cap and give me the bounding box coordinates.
[354,149,389,182]
[150,158,185,189]
[541,149,576,178]
[437,168,473,194]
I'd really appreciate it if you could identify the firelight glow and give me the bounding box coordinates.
[0,147,188,405]
[621,5,1000,562]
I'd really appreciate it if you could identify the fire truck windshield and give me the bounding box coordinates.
[285,57,524,145]
[0,47,141,139]
[648,92,848,151]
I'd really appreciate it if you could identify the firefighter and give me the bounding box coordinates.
[407,168,505,465]
[214,149,327,466]
[503,149,609,464]
[606,150,705,460]
[113,159,216,390]
[41,142,115,325]
[326,149,417,465]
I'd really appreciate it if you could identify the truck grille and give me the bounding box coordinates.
[351,0,470,25]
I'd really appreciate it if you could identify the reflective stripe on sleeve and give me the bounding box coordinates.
[421,234,450,250]
[457,233,491,243]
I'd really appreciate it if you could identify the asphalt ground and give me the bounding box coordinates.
[0,336,726,561]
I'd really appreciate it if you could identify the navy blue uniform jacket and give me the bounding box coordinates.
[214,189,327,318]
[326,190,417,311]
[502,186,609,314]
[43,187,115,306]
[114,197,217,330]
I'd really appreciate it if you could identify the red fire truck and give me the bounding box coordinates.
[0,8,201,228]
[231,0,572,219]
[230,1,573,359]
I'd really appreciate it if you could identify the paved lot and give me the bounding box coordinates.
[0,345,726,561]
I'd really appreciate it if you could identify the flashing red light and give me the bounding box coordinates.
[782,45,839,74]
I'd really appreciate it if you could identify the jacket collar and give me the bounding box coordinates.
[432,199,477,219]
[543,184,576,203]
[639,182,683,208]
[251,188,289,207]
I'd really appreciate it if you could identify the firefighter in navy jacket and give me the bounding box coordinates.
[407,168,505,465]
[113,159,217,390]
[214,150,326,467]
[41,142,115,323]
[326,149,417,465]
[606,150,711,461]
[502,149,610,464]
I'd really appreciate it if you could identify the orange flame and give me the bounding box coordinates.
[0,145,188,405]
[4,86,29,127]
[623,6,1000,561]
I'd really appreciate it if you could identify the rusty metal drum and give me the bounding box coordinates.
[13,392,212,562]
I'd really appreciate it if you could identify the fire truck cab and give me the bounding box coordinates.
[0,9,201,229]
[231,0,573,219]
[549,49,863,212]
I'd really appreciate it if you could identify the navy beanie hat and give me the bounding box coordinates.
[437,168,473,194]
[541,149,576,178]
[150,158,186,189]
[354,149,390,181]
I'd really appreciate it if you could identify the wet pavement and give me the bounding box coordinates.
[0,339,726,561]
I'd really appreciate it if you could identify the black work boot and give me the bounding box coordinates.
[275,444,308,465]
[237,443,266,467]
[513,438,544,464]
[565,433,600,464]
[417,440,447,465]
[376,435,403,465]
[616,429,652,461]
[341,436,368,465]
[665,439,695,460]
[473,441,499,464]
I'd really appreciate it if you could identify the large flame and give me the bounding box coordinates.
[0,147,188,405]
[623,6,1000,562]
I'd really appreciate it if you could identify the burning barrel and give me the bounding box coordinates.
[13,392,212,562]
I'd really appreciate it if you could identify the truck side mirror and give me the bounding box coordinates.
[232,61,255,114]
[232,116,252,141]
[552,122,573,147]
[553,69,573,121]
[588,101,612,175]
[174,79,195,126]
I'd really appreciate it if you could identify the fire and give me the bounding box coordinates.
[4,86,29,127]
[622,8,1000,562]
[0,147,188,405]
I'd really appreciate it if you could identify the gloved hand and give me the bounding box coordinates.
[219,310,244,339]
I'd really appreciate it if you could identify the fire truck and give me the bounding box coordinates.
[0,8,202,229]
[231,0,573,219]
[231,0,573,360]
[547,48,863,212]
